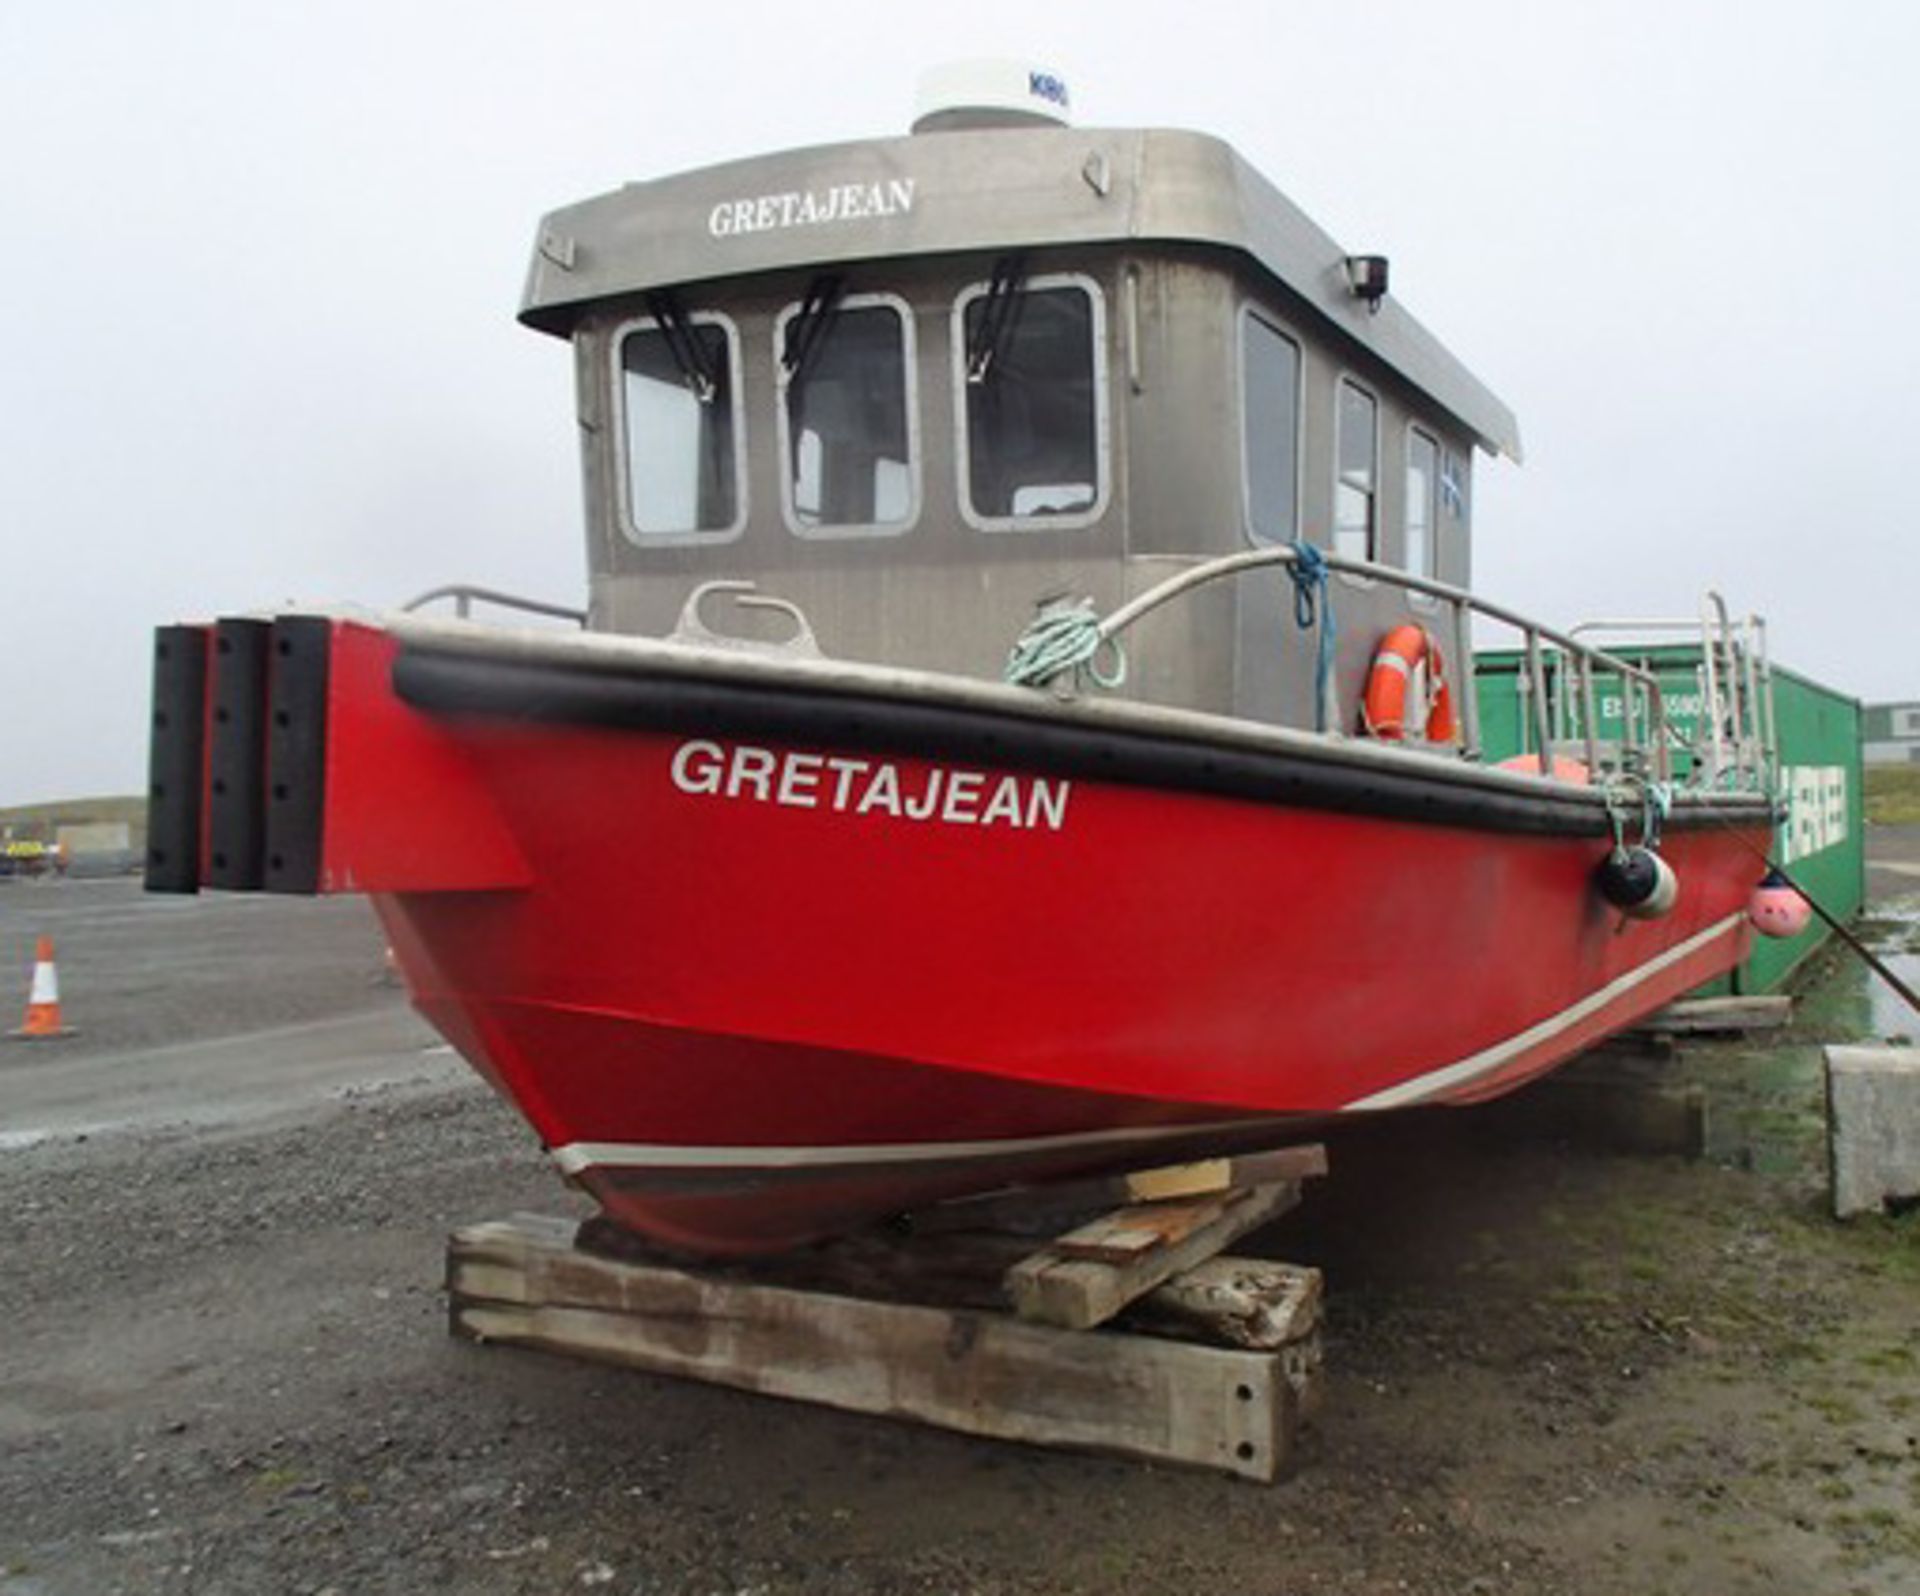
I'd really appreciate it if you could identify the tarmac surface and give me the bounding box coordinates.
[1867,820,1920,903]
[4,867,1920,1595]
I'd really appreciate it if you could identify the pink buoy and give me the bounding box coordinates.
[1748,870,1813,939]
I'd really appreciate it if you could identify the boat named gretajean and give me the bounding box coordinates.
[145,62,1784,1254]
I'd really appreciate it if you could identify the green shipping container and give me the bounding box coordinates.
[1474,646,1864,994]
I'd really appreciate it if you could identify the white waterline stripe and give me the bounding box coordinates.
[1341,912,1747,1112]
[550,915,1745,1176]
[551,1115,1266,1177]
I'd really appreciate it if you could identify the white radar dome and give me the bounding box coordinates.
[912,60,1072,133]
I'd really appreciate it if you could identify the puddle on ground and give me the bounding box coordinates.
[1840,910,1920,1044]
[1691,895,1920,1176]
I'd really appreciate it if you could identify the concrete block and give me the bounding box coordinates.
[1825,1045,1920,1219]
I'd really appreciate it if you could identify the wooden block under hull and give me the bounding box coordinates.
[904,1144,1327,1238]
[1006,1180,1301,1331]
[448,1215,1314,1482]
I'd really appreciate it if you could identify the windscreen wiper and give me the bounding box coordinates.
[780,273,847,384]
[966,253,1028,384]
[644,290,720,403]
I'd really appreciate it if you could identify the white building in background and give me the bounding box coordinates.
[1864,702,1920,766]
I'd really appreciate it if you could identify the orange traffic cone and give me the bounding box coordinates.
[11,934,75,1040]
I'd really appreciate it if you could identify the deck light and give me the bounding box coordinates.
[1345,254,1390,313]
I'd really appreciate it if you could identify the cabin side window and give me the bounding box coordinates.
[1239,309,1302,546]
[1405,426,1439,579]
[613,311,744,543]
[954,273,1108,530]
[775,292,918,537]
[1334,378,1378,562]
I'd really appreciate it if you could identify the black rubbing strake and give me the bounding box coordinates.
[390,646,1770,840]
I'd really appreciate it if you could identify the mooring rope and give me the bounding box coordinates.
[1285,539,1338,732]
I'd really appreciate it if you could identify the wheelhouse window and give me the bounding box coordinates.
[955,272,1107,529]
[1334,379,1378,562]
[1406,427,1439,579]
[1240,310,1301,545]
[776,292,917,536]
[615,311,742,541]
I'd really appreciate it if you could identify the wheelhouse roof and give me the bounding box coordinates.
[521,125,1522,461]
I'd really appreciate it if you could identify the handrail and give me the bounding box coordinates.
[1746,614,1779,790]
[1095,545,1674,780]
[1700,590,1738,783]
[402,584,588,627]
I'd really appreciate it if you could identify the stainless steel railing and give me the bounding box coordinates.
[401,584,588,627]
[1567,596,1778,790]
[1097,546,1676,782]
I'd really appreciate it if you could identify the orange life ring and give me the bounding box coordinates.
[1362,624,1459,744]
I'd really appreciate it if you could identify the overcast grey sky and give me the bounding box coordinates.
[2,0,1914,806]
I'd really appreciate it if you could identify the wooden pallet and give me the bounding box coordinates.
[447,1150,1325,1482]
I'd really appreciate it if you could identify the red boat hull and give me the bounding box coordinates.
[372,723,1758,1252]
[149,617,1770,1254]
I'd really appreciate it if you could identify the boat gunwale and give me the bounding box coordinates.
[376,612,1774,839]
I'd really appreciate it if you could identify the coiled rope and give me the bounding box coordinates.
[1005,540,1337,710]
[1002,598,1127,691]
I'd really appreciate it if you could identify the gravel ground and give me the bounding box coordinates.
[4,880,1920,1596]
